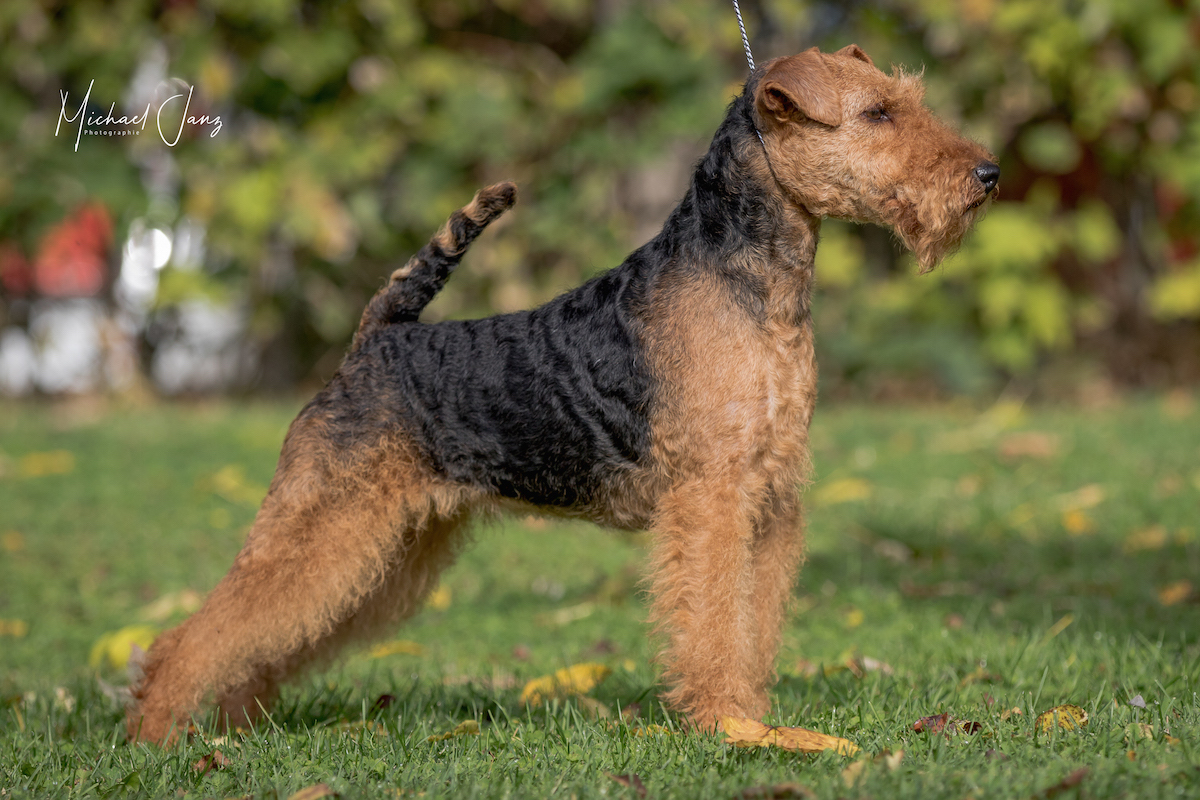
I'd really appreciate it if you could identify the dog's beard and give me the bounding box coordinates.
[891,190,992,273]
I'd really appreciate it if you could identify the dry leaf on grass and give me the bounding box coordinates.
[368,639,426,658]
[191,750,230,775]
[1,530,25,552]
[0,619,28,638]
[809,478,873,506]
[911,713,981,735]
[538,601,596,626]
[880,749,904,771]
[721,716,858,755]
[426,720,479,742]
[519,662,611,705]
[1061,509,1096,536]
[207,464,267,507]
[1157,580,1193,606]
[606,773,647,798]
[841,760,868,788]
[846,655,894,678]
[138,589,202,622]
[1124,722,1154,743]
[287,784,337,800]
[427,585,452,610]
[19,450,75,477]
[1123,526,1167,553]
[841,749,904,788]
[998,432,1060,460]
[89,625,158,670]
[1036,705,1088,733]
[1055,484,1106,512]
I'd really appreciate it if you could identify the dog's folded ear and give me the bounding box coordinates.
[756,48,842,128]
[834,44,874,67]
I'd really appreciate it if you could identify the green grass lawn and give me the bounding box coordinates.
[1,395,1198,798]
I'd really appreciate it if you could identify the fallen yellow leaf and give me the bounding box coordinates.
[1056,484,1105,512]
[1123,526,1167,553]
[138,589,203,622]
[841,760,868,787]
[721,716,858,756]
[543,601,595,626]
[0,619,29,638]
[1061,509,1095,536]
[19,450,75,477]
[997,431,1060,460]
[89,625,158,670]
[286,784,336,800]
[209,464,266,506]
[368,639,426,658]
[1036,704,1088,733]
[1158,580,1193,607]
[520,662,611,705]
[427,585,452,610]
[881,749,904,771]
[191,749,230,775]
[426,719,480,742]
[1,530,24,552]
[810,478,872,506]
[1125,722,1154,743]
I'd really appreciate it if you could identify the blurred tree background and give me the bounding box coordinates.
[1,0,1198,397]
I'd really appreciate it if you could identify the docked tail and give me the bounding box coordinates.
[355,181,517,345]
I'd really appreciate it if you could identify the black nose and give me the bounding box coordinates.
[974,161,1000,194]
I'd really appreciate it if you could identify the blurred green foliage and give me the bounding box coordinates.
[1,0,1199,392]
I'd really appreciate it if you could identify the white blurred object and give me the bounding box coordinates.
[152,300,249,394]
[0,327,36,395]
[116,218,173,314]
[27,299,105,394]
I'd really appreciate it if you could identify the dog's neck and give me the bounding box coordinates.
[653,87,818,327]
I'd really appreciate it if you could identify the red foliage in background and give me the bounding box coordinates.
[0,244,33,296]
[31,203,113,297]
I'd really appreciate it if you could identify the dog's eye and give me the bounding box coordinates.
[862,105,890,123]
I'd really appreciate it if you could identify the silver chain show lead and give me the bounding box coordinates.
[731,0,767,150]
[732,0,756,70]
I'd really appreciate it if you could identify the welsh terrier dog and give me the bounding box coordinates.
[129,44,997,742]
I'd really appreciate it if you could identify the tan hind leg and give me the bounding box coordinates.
[213,509,473,729]
[128,413,473,744]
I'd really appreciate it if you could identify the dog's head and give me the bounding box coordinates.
[753,45,998,271]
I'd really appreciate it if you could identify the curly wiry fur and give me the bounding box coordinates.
[128,44,997,743]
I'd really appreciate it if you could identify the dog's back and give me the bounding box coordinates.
[327,225,656,516]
